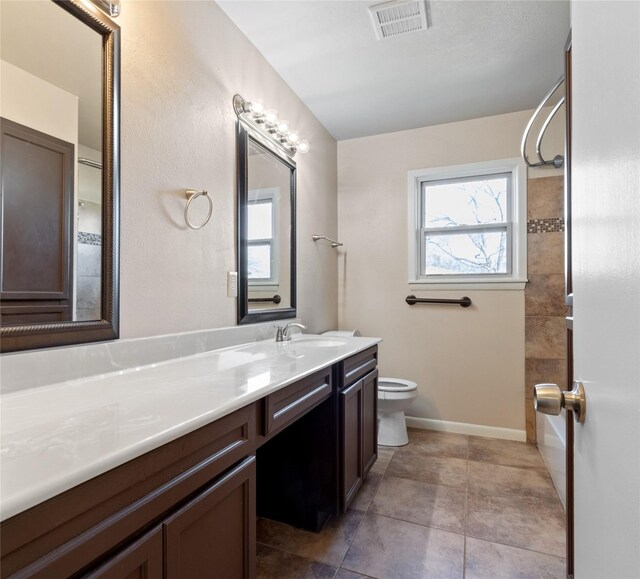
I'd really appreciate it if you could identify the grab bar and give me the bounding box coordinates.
[521,76,565,169]
[249,294,281,304]
[406,295,472,308]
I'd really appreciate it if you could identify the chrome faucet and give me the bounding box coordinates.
[275,323,307,342]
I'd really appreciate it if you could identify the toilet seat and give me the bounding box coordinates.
[378,377,417,392]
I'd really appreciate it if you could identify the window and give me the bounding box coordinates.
[408,158,527,287]
[247,189,279,285]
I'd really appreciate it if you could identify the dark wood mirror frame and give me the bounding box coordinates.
[236,121,297,325]
[0,0,120,353]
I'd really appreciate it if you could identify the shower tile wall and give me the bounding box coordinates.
[525,176,566,443]
[77,201,102,321]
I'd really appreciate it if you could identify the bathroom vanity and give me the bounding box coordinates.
[0,336,379,578]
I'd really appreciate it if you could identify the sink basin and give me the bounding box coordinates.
[289,336,347,348]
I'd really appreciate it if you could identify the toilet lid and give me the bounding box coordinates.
[378,378,417,392]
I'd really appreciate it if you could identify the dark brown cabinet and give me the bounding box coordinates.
[0,117,75,325]
[1,348,379,578]
[340,378,364,509]
[340,369,378,512]
[361,370,378,475]
[164,457,255,579]
[339,347,379,512]
[83,527,163,579]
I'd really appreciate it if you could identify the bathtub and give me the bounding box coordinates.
[536,411,567,509]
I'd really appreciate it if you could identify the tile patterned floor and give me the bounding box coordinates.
[257,428,566,579]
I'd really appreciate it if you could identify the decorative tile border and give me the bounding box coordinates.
[78,232,102,246]
[527,217,565,234]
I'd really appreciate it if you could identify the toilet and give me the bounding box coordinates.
[377,378,418,446]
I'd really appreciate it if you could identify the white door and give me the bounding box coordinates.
[571,1,640,577]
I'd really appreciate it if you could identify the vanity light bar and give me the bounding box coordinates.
[233,94,309,157]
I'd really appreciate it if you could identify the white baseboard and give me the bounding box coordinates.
[405,416,526,442]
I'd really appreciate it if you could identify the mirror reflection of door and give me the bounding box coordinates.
[0,0,103,325]
[247,140,292,312]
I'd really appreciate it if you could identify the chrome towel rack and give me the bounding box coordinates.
[521,76,565,169]
[406,295,472,308]
[184,189,213,230]
[312,234,343,248]
[248,294,281,304]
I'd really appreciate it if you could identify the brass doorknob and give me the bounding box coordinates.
[534,381,586,423]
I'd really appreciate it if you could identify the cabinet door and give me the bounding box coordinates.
[1,117,74,324]
[164,456,256,579]
[340,379,363,511]
[362,370,378,476]
[83,527,163,579]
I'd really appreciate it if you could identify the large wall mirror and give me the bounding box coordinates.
[237,122,296,325]
[0,0,120,352]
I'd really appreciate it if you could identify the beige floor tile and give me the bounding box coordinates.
[386,448,468,488]
[370,476,466,534]
[342,512,464,579]
[256,544,336,579]
[351,472,383,511]
[370,446,397,475]
[468,460,557,500]
[468,436,545,469]
[466,492,566,557]
[257,510,364,567]
[405,429,469,459]
[465,537,566,578]
[335,569,371,579]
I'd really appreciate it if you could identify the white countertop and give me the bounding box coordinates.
[0,335,380,521]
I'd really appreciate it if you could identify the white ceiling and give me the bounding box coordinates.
[218,0,570,140]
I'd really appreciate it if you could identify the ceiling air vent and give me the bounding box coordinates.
[368,0,431,40]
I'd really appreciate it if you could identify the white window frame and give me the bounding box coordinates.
[248,187,280,288]
[408,158,527,290]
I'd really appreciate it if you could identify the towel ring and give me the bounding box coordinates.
[184,189,213,230]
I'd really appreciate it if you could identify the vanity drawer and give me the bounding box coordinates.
[263,369,332,436]
[342,346,378,387]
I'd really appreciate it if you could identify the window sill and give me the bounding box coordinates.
[409,280,527,291]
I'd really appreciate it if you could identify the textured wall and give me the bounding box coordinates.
[338,109,565,431]
[117,2,338,338]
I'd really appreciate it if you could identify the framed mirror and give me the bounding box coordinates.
[0,0,120,352]
[237,122,296,325]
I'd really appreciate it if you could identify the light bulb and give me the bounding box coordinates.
[287,132,300,146]
[297,139,310,154]
[250,100,265,118]
[264,109,279,128]
[276,120,290,137]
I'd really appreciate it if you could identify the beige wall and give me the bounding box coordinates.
[117,1,337,338]
[0,60,79,145]
[337,109,564,431]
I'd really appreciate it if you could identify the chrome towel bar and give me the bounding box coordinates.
[406,295,472,308]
